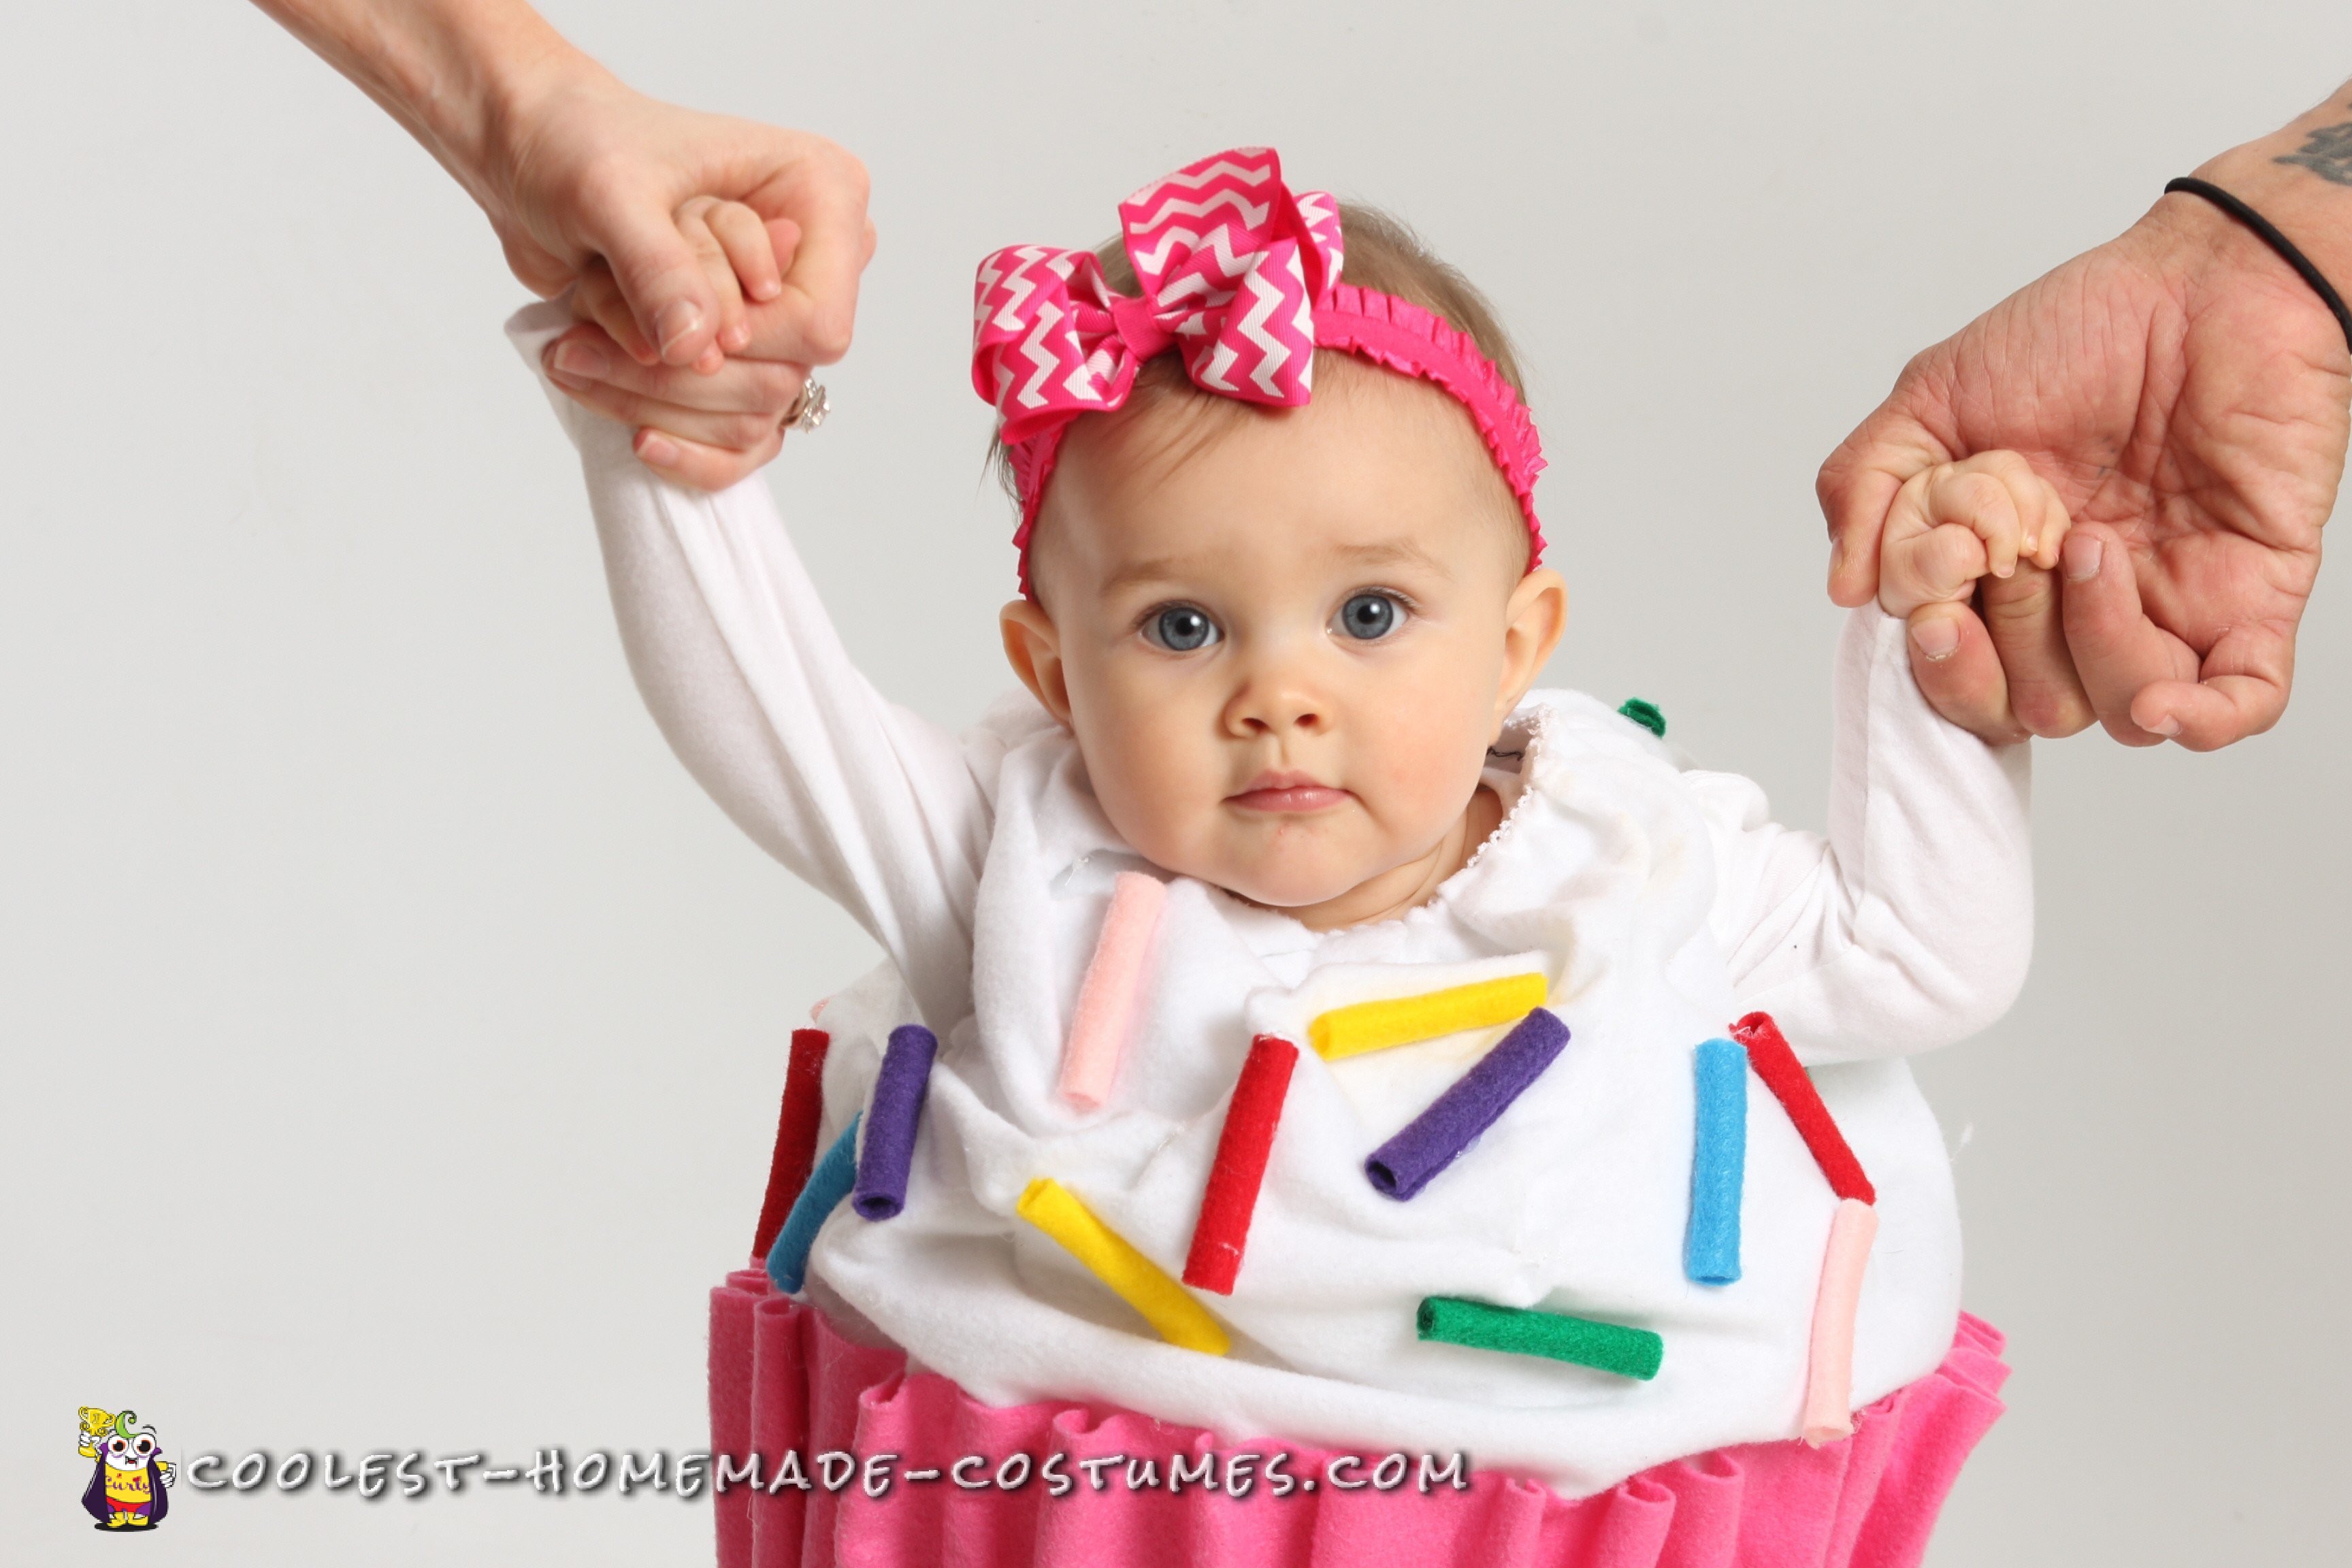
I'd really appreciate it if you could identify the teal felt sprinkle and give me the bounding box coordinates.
[766,1113,860,1293]
[1416,1295,1663,1380]
[1617,698,1667,738]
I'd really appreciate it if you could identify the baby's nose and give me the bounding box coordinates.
[1226,674,1326,736]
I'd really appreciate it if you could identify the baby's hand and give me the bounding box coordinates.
[1876,451,2070,617]
[570,197,799,374]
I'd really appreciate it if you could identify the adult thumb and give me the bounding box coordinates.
[596,202,720,368]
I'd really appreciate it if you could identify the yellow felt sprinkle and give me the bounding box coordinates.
[1307,972,1549,1061]
[1016,1177,1229,1356]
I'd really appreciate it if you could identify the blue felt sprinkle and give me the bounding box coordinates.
[1685,1039,1746,1286]
[766,1113,861,1293]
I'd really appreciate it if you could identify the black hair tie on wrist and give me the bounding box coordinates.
[2166,176,2352,352]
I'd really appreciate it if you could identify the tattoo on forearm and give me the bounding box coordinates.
[2275,110,2352,186]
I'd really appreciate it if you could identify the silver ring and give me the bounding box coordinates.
[782,376,830,434]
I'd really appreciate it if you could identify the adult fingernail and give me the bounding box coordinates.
[553,339,610,379]
[656,300,704,355]
[637,432,681,468]
[2147,713,2181,738]
[2063,532,2102,582]
[1910,618,1960,661]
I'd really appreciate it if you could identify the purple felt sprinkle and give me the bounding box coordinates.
[852,1024,938,1220]
[1365,1007,1569,1200]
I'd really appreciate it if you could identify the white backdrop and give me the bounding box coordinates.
[4,3,2347,1563]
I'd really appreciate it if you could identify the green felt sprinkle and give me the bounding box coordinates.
[1416,1295,1663,1380]
[1617,698,1667,738]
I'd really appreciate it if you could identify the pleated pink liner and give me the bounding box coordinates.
[709,1271,2006,1568]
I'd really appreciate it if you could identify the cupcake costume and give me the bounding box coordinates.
[510,149,2027,1565]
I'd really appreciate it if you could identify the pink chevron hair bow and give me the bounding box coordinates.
[972,148,1546,593]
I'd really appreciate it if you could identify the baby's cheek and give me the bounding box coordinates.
[1077,700,1218,864]
[1350,669,1494,833]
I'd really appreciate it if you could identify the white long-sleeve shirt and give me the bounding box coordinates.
[510,303,2032,1495]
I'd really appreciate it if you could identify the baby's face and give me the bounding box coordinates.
[1002,362,1565,928]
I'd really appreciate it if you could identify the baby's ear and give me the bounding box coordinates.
[1497,568,1569,721]
[1000,600,1075,728]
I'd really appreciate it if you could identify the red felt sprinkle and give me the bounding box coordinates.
[1183,1034,1299,1294]
[751,1028,832,1262]
[1729,1011,1876,1205]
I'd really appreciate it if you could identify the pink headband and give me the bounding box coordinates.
[970,148,1547,596]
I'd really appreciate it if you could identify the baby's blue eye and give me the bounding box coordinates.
[1146,604,1219,651]
[1335,592,1400,641]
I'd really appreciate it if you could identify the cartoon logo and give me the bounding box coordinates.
[78,1407,175,1531]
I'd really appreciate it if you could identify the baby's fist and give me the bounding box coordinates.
[1876,451,2070,617]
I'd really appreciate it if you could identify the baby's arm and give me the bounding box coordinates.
[508,302,991,1030]
[1696,479,2051,1060]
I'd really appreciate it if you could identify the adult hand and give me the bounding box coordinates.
[489,74,872,375]
[254,1,873,374]
[542,308,820,490]
[1818,83,2352,750]
[539,195,877,489]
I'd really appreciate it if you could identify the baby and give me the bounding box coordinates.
[519,149,2064,1560]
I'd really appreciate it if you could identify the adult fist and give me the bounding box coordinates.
[488,70,871,374]
[1820,118,2351,750]
[542,196,877,490]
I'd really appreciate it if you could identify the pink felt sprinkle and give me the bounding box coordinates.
[1803,1198,1879,1446]
[1058,872,1166,1108]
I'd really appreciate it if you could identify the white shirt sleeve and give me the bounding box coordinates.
[505,303,991,1031]
[1689,606,2034,1064]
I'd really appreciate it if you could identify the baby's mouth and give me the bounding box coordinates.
[1226,770,1352,814]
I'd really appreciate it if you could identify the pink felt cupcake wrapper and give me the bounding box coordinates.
[708,1273,2006,1568]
